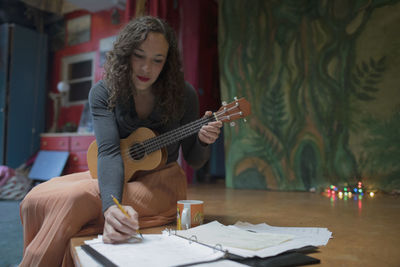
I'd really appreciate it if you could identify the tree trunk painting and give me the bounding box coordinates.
[219,0,400,191]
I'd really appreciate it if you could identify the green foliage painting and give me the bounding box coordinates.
[219,0,400,191]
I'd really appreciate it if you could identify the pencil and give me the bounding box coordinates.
[111,195,143,239]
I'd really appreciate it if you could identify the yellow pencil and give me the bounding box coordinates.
[111,195,143,239]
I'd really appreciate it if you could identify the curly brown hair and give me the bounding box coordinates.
[104,16,185,124]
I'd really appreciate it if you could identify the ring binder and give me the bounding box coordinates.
[188,235,197,244]
[213,244,223,253]
[167,228,177,236]
[80,222,323,267]
[167,228,229,259]
[81,244,118,267]
[82,232,231,267]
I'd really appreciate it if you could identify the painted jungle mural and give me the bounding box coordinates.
[219,0,400,192]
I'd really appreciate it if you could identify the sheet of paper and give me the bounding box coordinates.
[176,221,293,251]
[233,221,332,246]
[229,221,332,258]
[84,234,225,267]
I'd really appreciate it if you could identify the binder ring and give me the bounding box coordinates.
[213,243,223,252]
[167,228,177,236]
[189,235,198,244]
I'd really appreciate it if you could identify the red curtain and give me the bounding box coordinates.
[147,0,220,183]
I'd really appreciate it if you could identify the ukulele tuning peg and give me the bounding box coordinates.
[234,96,238,101]
[230,121,236,127]
[243,118,247,123]
[222,101,227,106]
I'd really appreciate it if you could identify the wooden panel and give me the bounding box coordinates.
[70,135,95,151]
[0,24,8,165]
[40,136,69,150]
[5,24,47,168]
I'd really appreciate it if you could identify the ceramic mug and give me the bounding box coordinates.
[177,200,204,230]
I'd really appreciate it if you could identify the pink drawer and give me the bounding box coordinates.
[70,135,96,151]
[40,136,69,150]
[68,151,88,166]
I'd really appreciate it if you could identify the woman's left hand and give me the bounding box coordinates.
[198,111,223,145]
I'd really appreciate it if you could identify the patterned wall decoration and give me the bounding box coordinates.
[219,0,400,192]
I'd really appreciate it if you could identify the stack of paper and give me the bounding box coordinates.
[233,221,332,246]
[176,221,332,258]
[80,221,332,266]
[176,221,294,251]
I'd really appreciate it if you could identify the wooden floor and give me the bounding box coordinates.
[72,182,400,266]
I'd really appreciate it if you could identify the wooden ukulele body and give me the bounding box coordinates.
[87,127,167,183]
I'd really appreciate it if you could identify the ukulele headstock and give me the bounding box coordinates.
[214,97,251,124]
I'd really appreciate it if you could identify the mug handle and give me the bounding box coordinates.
[181,206,191,230]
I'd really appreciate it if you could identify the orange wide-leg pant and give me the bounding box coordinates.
[19,162,187,267]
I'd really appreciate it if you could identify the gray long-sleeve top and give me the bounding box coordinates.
[88,80,210,212]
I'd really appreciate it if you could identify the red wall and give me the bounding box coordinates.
[48,9,126,130]
[51,1,220,131]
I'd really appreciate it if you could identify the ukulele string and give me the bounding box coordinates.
[121,106,242,159]
[120,116,212,159]
[121,108,242,159]
[120,115,216,159]
[121,109,228,159]
[122,114,240,160]
[140,106,239,152]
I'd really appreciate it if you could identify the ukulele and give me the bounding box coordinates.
[87,97,251,183]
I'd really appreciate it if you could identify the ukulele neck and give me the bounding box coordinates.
[142,116,215,154]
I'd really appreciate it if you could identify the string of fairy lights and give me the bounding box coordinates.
[324,181,377,201]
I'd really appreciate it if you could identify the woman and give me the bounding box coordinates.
[20,16,222,266]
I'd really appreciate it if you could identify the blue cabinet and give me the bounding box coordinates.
[0,24,47,168]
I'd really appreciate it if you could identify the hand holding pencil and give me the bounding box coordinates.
[111,195,143,239]
[102,195,142,244]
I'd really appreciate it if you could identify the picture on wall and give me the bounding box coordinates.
[67,15,91,46]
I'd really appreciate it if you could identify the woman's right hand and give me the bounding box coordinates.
[103,204,139,243]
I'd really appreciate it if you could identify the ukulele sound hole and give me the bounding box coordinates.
[129,143,146,160]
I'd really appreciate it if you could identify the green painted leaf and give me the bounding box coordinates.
[356,92,375,101]
[362,86,379,92]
